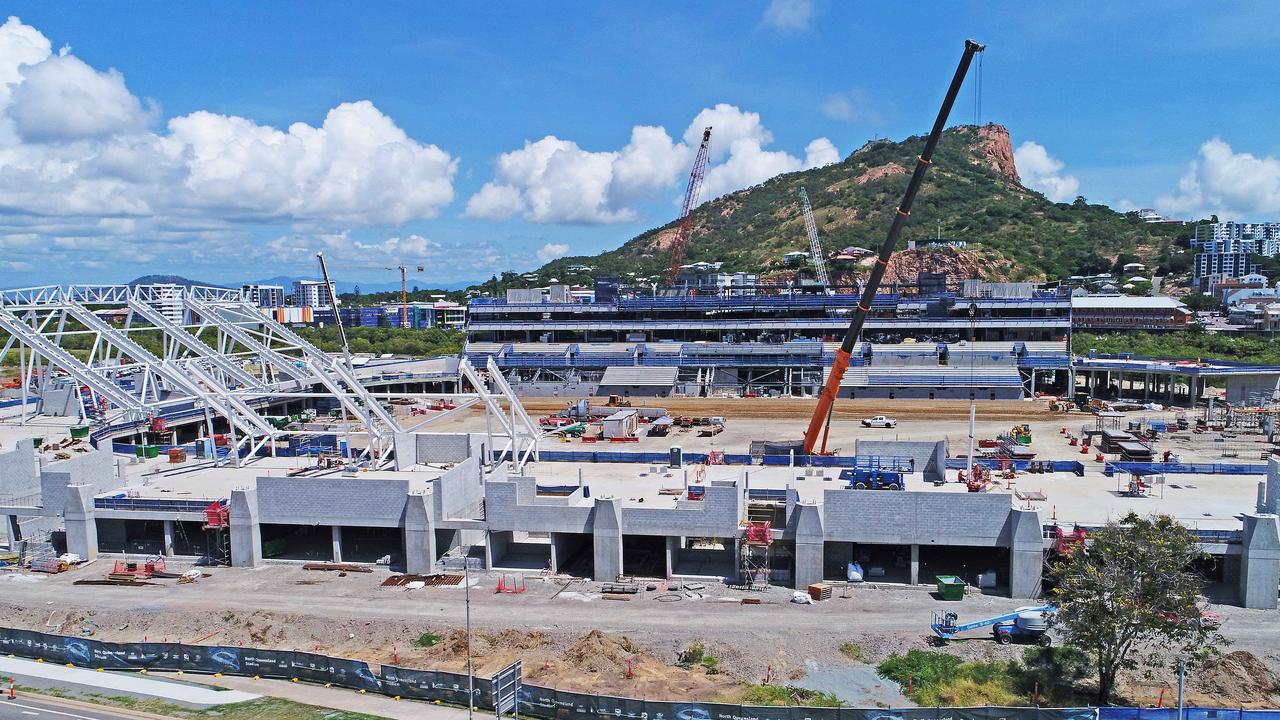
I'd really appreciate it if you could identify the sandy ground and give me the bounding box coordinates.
[3,561,1279,707]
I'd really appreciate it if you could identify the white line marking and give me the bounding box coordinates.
[6,701,104,719]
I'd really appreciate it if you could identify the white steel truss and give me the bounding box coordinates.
[0,284,538,471]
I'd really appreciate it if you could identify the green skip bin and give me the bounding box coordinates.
[936,575,967,601]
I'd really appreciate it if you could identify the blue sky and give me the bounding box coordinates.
[1,1,1278,287]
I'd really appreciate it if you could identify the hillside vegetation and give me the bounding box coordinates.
[533,124,1193,287]
[1072,330,1280,366]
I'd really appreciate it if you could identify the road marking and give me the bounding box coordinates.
[6,701,104,719]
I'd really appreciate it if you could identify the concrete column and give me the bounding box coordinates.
[1007,507,1044,599]
[485,530,511,570]
[592,497,623,581]
[1239,513,1280,609]
[331,526,343,563]
[403,493,435,574]
[162,520,174,557]
[229,489,262,568]
[63,484,98,562]
[792,502,824,589]
[1265,457,1280,515]
[910,544,920,585]
[665,536,679,579]
[4,515,21,546]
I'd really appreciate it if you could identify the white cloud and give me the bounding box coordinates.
[1013,141,1080,203]
[1156,138,1280,219]
[10,52,158,142]
[820,87,884,125]
[804,137,840,168]
[464,182,525,220]
[536,242,570,263]
[761,0,813,31]
[467,103,837,224]
[0,15,460,269]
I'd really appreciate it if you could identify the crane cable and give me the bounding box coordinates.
[973,51,984,127]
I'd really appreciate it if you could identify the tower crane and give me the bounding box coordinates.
[666,127,713,286]
[386,264,424,328]
[802,39,986,456]
[799,187,830,288]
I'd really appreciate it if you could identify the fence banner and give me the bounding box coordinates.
[0,628,1255,720]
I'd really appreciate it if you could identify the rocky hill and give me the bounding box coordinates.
[534,124,1193,288]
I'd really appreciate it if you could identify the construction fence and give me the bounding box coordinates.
[0,627,1122,720]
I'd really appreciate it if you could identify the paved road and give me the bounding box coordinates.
[0,696,146,720]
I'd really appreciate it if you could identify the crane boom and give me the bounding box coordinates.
[315,252,350,363]
[802,39,985,456]
[799,187,829,287]
[666,127,713,286]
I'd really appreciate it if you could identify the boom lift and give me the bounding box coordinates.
[932,605,1055,645]
[802,39,985,455]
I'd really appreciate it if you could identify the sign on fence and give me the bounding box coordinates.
[492,660,521,718]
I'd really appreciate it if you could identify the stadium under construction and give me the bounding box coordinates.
[0,283,1279,610]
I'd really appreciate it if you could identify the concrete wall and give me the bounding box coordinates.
[0,440,38,500]
[39,449,116,517]
[1226,375,1280,405]
[483,477,594,533]
[37,388,78,417]
[433,455,484,522]
[820,489,1011,546]
[620,480,740,537]
[256,476,409,528]
[416,433,472,464]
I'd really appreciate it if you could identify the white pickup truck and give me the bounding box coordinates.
[861,415,897,428]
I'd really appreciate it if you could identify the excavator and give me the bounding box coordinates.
[801,39,986,456]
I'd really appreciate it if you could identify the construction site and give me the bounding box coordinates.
[3,43,1280,714]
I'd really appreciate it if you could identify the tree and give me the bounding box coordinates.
[1051,512,1225,703]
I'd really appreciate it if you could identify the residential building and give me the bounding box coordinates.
[1192,221,1280,289]
[291,280,333,309]
[241,284,286,309]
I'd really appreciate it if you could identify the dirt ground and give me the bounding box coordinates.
[3,563,1279,707]
[517,397,1058,422]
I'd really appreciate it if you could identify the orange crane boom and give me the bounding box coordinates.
[803,39,985,455]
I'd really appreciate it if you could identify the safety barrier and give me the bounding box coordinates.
[0,627,1107,720]
[1102,462,1267,477]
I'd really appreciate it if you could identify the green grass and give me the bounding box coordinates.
[677,641,720,674]
[877,650,1021,707]
[838,642,866,662]
[414,630,442,648]
[736,685,844,707]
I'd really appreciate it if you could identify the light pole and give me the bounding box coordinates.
[464,548,474,720]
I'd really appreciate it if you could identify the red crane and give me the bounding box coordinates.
[666,127,712,285]
[802,40,985,456]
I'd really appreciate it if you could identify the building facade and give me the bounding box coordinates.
[291,280,333,309]
[241,284,286,308]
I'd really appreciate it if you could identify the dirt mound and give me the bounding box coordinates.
[1190,651,1280,707]
[562,630,640,674]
